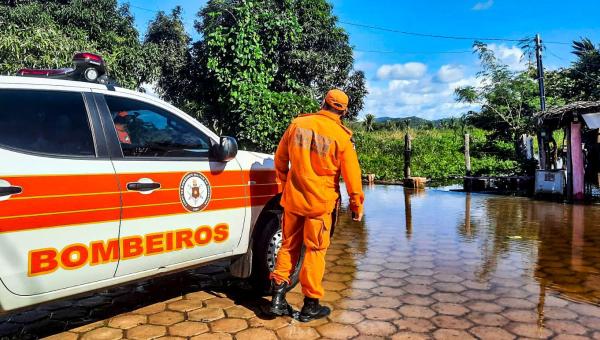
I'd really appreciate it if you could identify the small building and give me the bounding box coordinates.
[535,101,600,201]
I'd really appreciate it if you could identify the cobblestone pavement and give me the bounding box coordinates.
[2,186,600,339]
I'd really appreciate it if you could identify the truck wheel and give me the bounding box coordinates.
[251,211,304,294]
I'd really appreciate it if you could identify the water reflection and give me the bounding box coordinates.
[335,185,600,327]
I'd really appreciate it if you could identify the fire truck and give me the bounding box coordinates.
[0,53,302,312]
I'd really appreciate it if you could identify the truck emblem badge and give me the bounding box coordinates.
[180,172,211,212]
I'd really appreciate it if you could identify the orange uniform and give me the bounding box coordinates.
[270,109,364,299]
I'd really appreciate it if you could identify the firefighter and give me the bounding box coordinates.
[270,89,364,322]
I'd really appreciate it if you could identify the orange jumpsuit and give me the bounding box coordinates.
[270,109,364,299]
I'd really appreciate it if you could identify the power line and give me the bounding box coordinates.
[354,49,473,55]
[340,20,574,46]
[339,20,530,42]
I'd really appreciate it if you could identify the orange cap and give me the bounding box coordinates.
[325,89,349,112]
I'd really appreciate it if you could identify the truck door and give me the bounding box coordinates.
[0,88,121,295]
[93,92,246,277]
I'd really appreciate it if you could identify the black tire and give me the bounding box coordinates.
[250,211,304,294]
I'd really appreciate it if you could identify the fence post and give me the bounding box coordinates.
[464,134,472,192]
[464,134,471,176]
[404,133,411,179]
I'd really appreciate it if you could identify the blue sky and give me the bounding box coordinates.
[124,0,600,120]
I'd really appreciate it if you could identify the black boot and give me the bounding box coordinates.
[299,297,330,322]
[270,280,290,316]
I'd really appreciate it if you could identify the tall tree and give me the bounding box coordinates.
[189,0,366,151]
[569,38,600,101]
[144,7,192,107]
[0,0,158,89]
[455,42,541,139]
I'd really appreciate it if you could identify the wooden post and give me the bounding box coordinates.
[464,134,471,176]
[404,133,411,179]
[404,188,412,239]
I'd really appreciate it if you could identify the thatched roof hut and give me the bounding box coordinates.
[535,101,600,129]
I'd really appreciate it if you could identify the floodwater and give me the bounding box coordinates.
[2,185,600,339]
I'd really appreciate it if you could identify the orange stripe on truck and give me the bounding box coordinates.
[0,170,279,233]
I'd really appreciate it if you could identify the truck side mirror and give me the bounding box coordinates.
[210,136,238,162]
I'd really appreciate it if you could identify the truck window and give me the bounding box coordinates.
[104,95,211,158]
[0,90,95,156]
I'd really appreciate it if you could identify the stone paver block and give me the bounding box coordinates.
[204,297,235,309]
[209,318,248,333]
[465,312,509,327]
[80,327,123,340]
[168,321,209,337]
[248,316,291,330]
[127,324,167,340]
[187,307,225,322]
[431,315,473,330]
[351,280,379,290]
[148,311,184,326]
[362,307,401,321]
[366,296,401,308]
[469,326,515,340]
[403,284,435,296]
[167,299,204,312]
[190,333,232,340]
[391,331,432,339]
[433,329,476,340]
[431,303,469,316]
[108,314,147,329]
[503,309,538,323]
[134,303,167,315]
[466,301,504,313]
[431,293,468,304]
[224,305,255,319]
[317,322,359,339]
[329,310,365,324]
[355,320,396,337]
[393,317,436,333]
[399,305,436,319]
[276,325,320,340]
[506,322,554,338]
[185,291,216,301]
[553,335,590,340]
[236,327,278,340]
[545,320,588,335]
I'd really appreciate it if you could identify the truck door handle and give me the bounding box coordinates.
[0,186,22,197]
[127,182,161,192]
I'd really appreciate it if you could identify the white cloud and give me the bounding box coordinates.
[487,44,526,71]
[376,62,427,80]
[436,65,465,83]
[472,0,494,10]
[363,66,480,120]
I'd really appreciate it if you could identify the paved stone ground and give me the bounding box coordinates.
[2,189,600,339]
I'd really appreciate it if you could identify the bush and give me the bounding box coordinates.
[354,128,519,181]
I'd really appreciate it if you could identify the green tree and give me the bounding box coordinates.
[364,113,375,132]
[0,0,158,89]
[569,38,600,101]
[189,0,365,151]
[144,7,192,107]
[455,42,541,140]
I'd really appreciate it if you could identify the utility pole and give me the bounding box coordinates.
[535,33,548,170]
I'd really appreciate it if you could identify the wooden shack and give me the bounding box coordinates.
[535,101,600,201]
